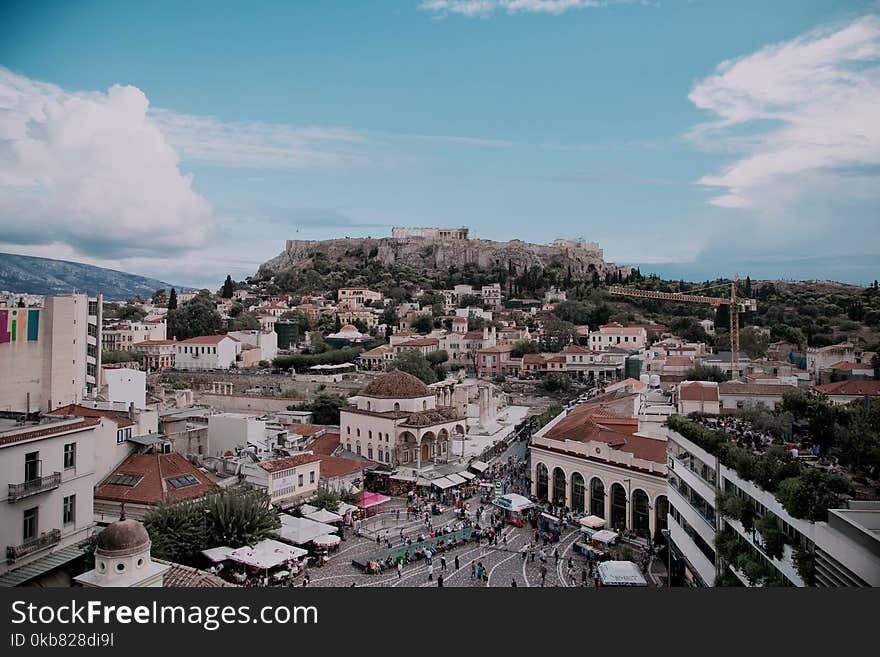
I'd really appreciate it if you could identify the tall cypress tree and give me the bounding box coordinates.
[221,275,234,298]
[168,288,178,310]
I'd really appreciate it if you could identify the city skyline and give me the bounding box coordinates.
[1,1,879,289]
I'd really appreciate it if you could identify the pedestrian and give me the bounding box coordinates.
[427,562,434,581]
[455,555,460,570]
[441,556,447,572]
[397,561,403,579]
[568,556,573,570]
[438,574,444,588]
[471,560,477,580]
[540,564,547,587]
[511,577,517,588]
[554,547,559,565]
[581,568,588,586]
[521,548,527,562]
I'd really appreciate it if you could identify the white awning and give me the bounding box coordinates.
[275,514,338,545]
[299,504,319,515]
[201,546,235,563]
[226,540,308,570]
[312,534,341,547]
[305,508,343,524]
[446,473,467,485]
[492,494,534,513]
[458,471,476,480]
[590,530,619,545]
[431,476,456,489]
[470,460,489,473]
[578,515,606,530]
[598,561,647,586]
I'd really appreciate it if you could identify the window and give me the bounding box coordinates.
[368,430,372,440]
[63,495,76,525]
[309,471,315,484]
[23,507,38,542]
[298,474,304,487]
[347,426,350,435]
[356,428,360,437]
[63,443,76,469]
[368,447,373,459]
[24,451,40,482]
[106,473,143,487]
[166,475,200,489]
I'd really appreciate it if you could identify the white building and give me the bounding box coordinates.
[0,294,102,413]
[207,413,266,458]
[102,319,166,352]
[228,330,277,368]
[676,381,720,415]
[75,518,169,588]
[242,453,322,506]
[0,415,101,584]
[589,323,648,352]
[175,335,241,370]
[102,367,147,409]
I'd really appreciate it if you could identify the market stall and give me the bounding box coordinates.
[492,493,535,527]
[275,514,338,546]
[597,560,648,587]
[540,512,562,542]
[305,508,343,525]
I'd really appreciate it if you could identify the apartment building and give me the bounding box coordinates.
[242,453,322,506]
[0,294,102,413]
[130,339,177,370]
[102,319,166,352]
[589,323,648,352]
[175,335,241,370]
[337,287,384,309]
[0,415,101,584]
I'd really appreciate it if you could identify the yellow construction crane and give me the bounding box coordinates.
[608,278,757,376]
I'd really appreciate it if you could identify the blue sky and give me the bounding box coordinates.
[1,0,878,288]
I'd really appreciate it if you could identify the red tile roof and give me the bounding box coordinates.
[665,356,695,367]
[830,361,873,371]
[52,404,135,428]
[286,423,326,437]
[396,338,439,347]
[813,380,880,396]
[317,456,364,479]
[679,382,720,401]
[95,452,216,505]
[308,432,341,456]
[258,453,322,473]
[179,335,239,344]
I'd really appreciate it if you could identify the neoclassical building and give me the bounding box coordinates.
[340,370,467,470]
[530,399,669,541]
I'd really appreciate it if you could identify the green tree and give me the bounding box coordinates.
[308,332,328,354]
[756,514,785,560]
[542,372,571,393]
[151,288,167,305]
[118,304,147,322]
[458,294,483,308]
[390,350,438,384]
[221,275,234,299]
[411,314,434,334]
[511,339,540,358]
[168,288,178,310]
[309,393,348,424]
[684,364,728,383]
[202,488,280,549]
[233,312,260,331]
[539,316,577,352]
[279,310,312,332]
[165,294,222,341]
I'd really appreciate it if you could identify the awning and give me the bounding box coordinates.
[598,561,647,586]
[357,491,390,509]
[492,493,534,513]
[389,473,416,482]
[275,515,338,545]
[201,546,235,563]
[470,460,489,473]
[305,509,343,524]
[127,433,164,446]
[0,543,88,587]
[590,530,619,545]
[446,473,467,486]
[578,515,606,530]
[431,476,456,490]
[299,504,319,515]
[312,534,341,547]
[458,471,476,480]
[226,539,308,570]
[336,502,358,517]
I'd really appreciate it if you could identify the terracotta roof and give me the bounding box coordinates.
[830,361,873,371]
[665,356,694,367]
[522,354,548,365]
[132,339,177,346]
[258,453,322,473]
[153,559,238,587]
[813,380,880,396]
[679,382,720,401]
[317,455,365,479]
[307,432,341,456]
[359,345,393,357]
[286,423,326,437]
[452,317,467,323]
[598,323,646,335]
[0,418,101,447]
[396,338,439,347]
[479,345,513,353]
[52,404,135,428]
[95,453,216,505]
[718,382,797,396]
[463,330,486,339]
[562,344,592,353]
[361,370,431,398]
[179,335,239,344]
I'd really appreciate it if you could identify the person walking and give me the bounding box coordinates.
[397,560,403,579]
[539,564,547,587]
[427,562,434,582]
[437,574,444,588]
[554,547,559,565]
[455,555,460,571]
[441,556,447,572]
[511,577,517,588]
[471,560,477,580]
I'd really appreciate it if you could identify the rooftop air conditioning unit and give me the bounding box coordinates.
[161,441,173,454]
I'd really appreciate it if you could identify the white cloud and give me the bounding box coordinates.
[689,15,880,209]
[0,67,214,258]
[419,0,651,18]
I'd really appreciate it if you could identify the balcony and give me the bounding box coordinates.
[6,528,61,562]
[8,473,61,502]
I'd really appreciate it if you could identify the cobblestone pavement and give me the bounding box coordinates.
[291,498,626,588]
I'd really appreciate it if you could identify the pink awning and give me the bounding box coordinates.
[357,491,390,509]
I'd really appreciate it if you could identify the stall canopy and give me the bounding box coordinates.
[299,504,319,515]
[304,508,343,524]
[336,502,358,517]
[446,473,467,486]
[598,561,648,586]
[275,514,338,546]
[492,493,535,513]
[469,460,489,473]
[313,534,341,547]
[590,530,619,545]
[431,476,456,490]
[225,540,308,570]
[201,546,234,563]
[357,491,390,509]
[458,470,476,481]
[578,515,607,530]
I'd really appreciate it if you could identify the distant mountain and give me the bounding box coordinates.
[0,252,193,301]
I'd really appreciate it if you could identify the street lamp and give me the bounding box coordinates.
[661,528,671,587]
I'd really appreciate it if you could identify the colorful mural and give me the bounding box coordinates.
[0,308,40,344]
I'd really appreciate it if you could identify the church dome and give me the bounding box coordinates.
[96,519,151,557]
[362,369,430,399]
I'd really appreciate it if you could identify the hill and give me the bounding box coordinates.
[0,252,190,301]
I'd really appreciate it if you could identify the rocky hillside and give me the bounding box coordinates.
[0,252,190,300]
[259,236,626,282]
